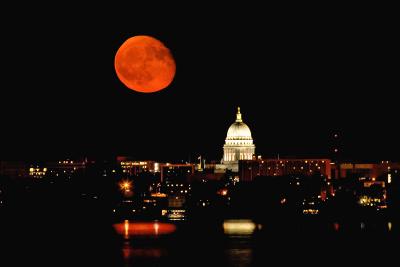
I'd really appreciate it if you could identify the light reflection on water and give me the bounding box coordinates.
[333,222,340,231]
[113,220,176,238]
[122,242,166,261]
[331,221,394,232]
[221,220,255,267]
[223,219,257,235]
[225,248,253,267]
[113,220,176,263]
[112,219,396,266]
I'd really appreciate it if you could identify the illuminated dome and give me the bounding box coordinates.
[226,109,252,140]
[221,107,255,171]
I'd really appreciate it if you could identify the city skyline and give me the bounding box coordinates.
[0,104,397,162]
[1,6,398,161]
[1,4,399,267]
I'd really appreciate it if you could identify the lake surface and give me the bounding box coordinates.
[113,218,398,267]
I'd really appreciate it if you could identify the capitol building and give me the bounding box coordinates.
[216,107,255,172]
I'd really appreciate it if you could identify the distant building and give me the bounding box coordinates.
[333,161,400,181]
[187,172,225,182]
[0,160,86,179]
[117,158,159,176]
[46,159,86,177]
[239,158,332,182]
[239,158,400,183]
[160,163,195,183]
[216,107,255,173]
[28,165,47,178]
[0,161,29,178]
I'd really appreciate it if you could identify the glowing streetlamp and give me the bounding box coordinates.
[119,180,132,192]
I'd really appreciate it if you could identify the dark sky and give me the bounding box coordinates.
[1,4,398,161]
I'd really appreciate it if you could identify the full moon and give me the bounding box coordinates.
[114,35,176,93]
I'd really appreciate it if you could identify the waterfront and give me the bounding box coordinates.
[1,198,398,267]
[115,218,398,267]
[1,159,399,266]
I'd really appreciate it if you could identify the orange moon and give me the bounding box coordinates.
[114,36,176,93]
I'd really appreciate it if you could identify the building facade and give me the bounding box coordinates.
[333,161,400,181]
[119,160,159,176]
[160,163,195,183]
[218,107,255,172]
[0,161,29,178]
[239,158,332,182]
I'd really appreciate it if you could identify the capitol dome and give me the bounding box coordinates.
[226,118,252,140]
[225,107,254,143]
[221,107,255,171]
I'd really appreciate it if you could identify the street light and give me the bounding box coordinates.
[120,180,132,192]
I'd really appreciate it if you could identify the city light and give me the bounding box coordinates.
[217,188,228,196]
[303,209,319,215]
[119,180,132,192]
[358,195,384,207]
[167,210,186,221]
[151,193,167,198]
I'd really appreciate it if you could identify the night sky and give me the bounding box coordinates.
[1,4,398,161]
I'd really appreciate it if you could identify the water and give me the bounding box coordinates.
[113,218,399,267]
[1,203,398,266]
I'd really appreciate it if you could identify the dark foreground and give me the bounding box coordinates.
[1,174,399,266]
[1,201,398,267]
